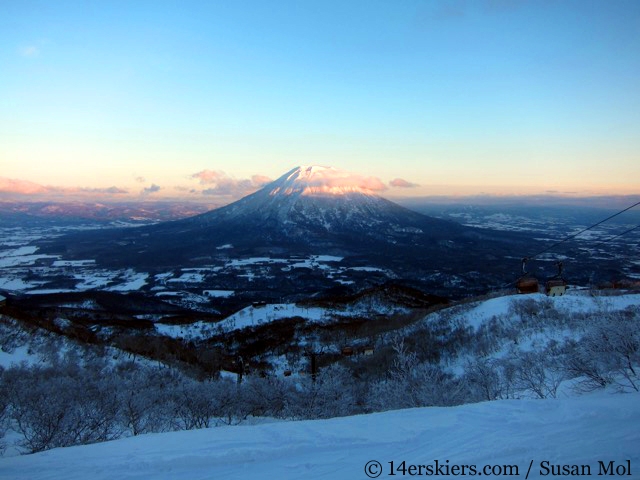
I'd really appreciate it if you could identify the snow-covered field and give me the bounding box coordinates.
[0,225,363,300]
[1,390,637,480]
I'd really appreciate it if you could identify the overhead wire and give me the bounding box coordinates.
[499,199,640,290]
[586,223,640,252]
[524,200,640,261]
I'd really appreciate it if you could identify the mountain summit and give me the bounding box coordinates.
[188,165,459,239]
[267,165,385,197]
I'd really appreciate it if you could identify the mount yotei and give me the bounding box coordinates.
[39,166,538,297]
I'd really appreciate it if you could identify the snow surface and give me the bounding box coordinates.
[107,271,149,292]
[0,246,38,258]
[453,290,640,332]
[1,391,637,480]
[0,345,40,368]
[227,257,289,267]
[203,289,234,298]
[167,272,205,283]
[0,278,44,291]
[20,288,76,294]
[0,253,57,267]
[349,266,385,272]
[52,260,96,267]
[215,303,328,333]
[154,302,332,340]
[73,270,116,289]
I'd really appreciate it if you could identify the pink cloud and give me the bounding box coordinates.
[191,169,227,185]
[359,176,387,192]
[191,169,272,197]
[0,177,49,195]
[297,167,387,192]
[390,178,419,188]
[0,177,129,198]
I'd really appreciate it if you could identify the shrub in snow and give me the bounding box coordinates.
[3,365,121,453]
[0,317,31,354]
[511,349,566,399]
[115,365,179,436]
[567,307,639,393]
[287,364,355,419]
[242,376,293,419]
[463,358,517,402]
[172,378,239,429]
[366,337,462,410]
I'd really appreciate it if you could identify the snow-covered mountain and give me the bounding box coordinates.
[183,165,464,240]
[44,166,534,290]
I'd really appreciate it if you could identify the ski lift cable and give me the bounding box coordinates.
[498,200,640,290]
[588,223,640,251]
[525,200,640,261]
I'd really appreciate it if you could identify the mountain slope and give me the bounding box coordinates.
[164,166,471,252]
[44,166,530,259]
[2,390,638,480]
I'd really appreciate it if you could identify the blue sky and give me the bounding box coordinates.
[1,0,639,201]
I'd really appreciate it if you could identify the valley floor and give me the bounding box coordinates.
[1,389,638,480]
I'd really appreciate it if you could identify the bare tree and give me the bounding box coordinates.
[4,365,121,454]
[463,358,517,401]
[287,364,355,419]
[512,350,565,399]
[567,309,639,393]
[115,364,179,436]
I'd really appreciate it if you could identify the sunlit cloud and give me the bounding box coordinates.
[202,181,251,196]
[0,177,48,195]
[81,186,128,194]
[333,174,386,192]
[191,169,227,185]
[290,166,387,193]
[0,177,128,197]
[191,169,272,197]
[135,176,146,183]
[390,178,419,188]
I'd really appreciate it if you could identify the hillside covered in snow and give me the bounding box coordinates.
[1,389,638,480]
[1,288,639,480]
